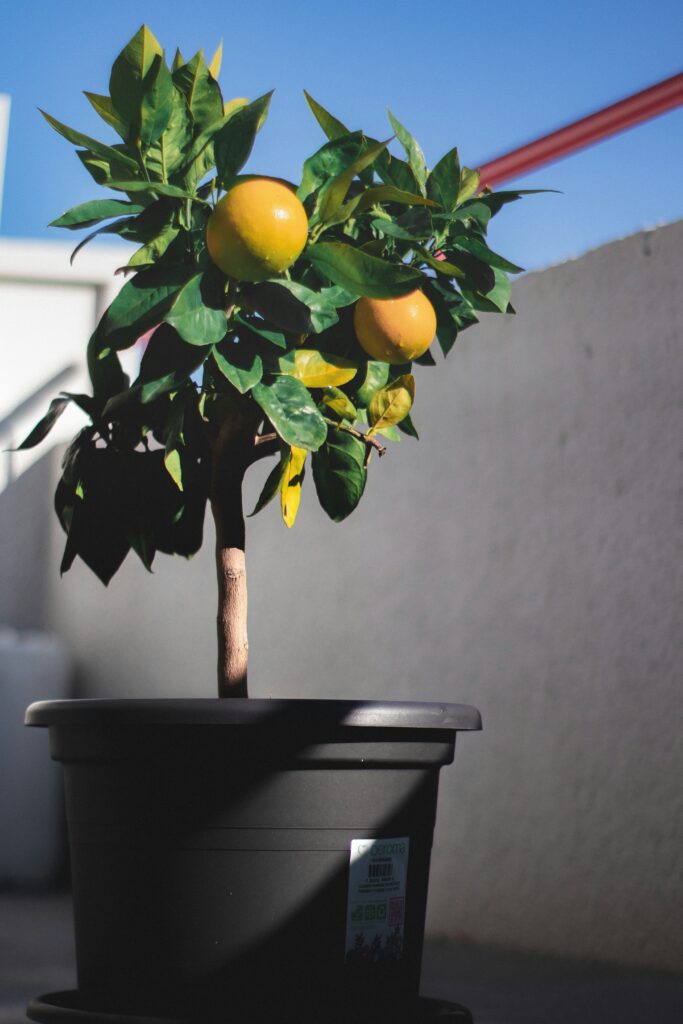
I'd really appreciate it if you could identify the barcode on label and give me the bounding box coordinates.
[368,862,393,879]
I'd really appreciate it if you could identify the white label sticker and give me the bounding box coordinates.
[345,836,409,963]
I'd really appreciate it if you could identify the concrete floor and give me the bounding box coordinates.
[1,892,682,1024]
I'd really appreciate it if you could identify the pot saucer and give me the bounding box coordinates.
[27,992,474,1024]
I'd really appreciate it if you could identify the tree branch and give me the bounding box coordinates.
[323,418,387,458]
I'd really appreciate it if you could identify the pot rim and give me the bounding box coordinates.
[25,697,481,732]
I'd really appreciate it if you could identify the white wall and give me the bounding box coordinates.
[1,222,681,972]
[0,239,125,489]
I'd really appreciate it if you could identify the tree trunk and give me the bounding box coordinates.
[211,435,250,698]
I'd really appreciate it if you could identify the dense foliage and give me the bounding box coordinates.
[21,25,538,585]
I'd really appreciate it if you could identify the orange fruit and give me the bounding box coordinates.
[353,290,437,364]
[206,178,308,282]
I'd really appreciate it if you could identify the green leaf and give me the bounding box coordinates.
[84,92,127,139]
[354,360,390,407]
[97,265,187,350]
[414,346,436,367]
[373,423,401,441]
[76,147,140,188]
[50,199,144,229]
[370,218,421,242]
[458,166,480,203]
[155,86,193,179]
[127,221,180,268]
[40,110,139,172]
[424,280,471,355]
[57,445,131,583]
[321,386,357,422]
[450,236,524,274]
[280,446,306,527]
[396,206,434,240]
[242,280,341,334]
[164,273,227,345]
[252,376,327,451]
[118,197,174,241]
[368,374,415,434]
[283,349,357,388]
[417,246,466,279]
[374,148,418,194]
[317,137,390,225]
[306,242,423,299]
[139,53,175,146]
[87,332,129,400]
[434,200,492,229]
[57,445,208,583]
[234,312,289,350]
[387,111,427,196]
[249,452,286,516]
[172,49,224,127]
[14,397,71,450]
[174,107,234,183]
[472,189,557,217]
[137,323,210,398]
[320,285,359,309]
[447,246,495,292]
[109,25,164,130]
[427,146,460,211]
[212,338,263,394]
[303,91,349,140]
[436,319,458,355]
[298,131,363,202]
[483,267,513,312]
[106,179,197,199]
[398,412,419,439]
[312,428,367,522]
[353,185,438,216]
[214,92,273,187]
[162,391,188,491]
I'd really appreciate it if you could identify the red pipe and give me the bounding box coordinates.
[478,71,683,188]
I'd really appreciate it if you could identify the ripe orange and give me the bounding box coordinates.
[353,290,437,364]
[206,178,308,282]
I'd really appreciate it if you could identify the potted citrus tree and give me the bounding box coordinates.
[21,25,538,1024]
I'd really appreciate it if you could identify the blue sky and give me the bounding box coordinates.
[1,0,681,271]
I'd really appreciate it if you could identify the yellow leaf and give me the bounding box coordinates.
[209,41,223,79]
[164,448,183,491]
[280,446,307,528]
[321,386,357,422]
[290,350,357,388]
[224,97,249,118]
[368,374,415,435]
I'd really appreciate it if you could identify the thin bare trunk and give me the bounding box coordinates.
[211,434,249,698]
[213,519,248,698]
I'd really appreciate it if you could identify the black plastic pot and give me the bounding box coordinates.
[25,699,481,1024]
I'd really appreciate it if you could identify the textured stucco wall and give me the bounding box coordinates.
[3,222,681,971]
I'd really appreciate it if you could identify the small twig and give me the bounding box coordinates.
[254,431,277,446]
[248,435,279,464]
[323,418,386,457]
